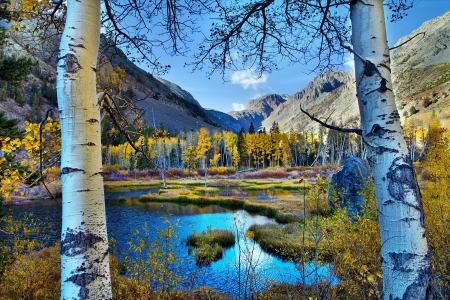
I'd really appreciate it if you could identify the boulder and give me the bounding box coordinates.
[330,156,371,218]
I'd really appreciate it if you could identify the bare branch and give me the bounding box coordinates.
[300,105,362,135]
[389,32,425,51]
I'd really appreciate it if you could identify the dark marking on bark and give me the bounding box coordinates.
[75,261,93,273]
[372,51,376,53]
[389,252,432,300]
[90,172,104,177]
[383,199,395,205]
[70,27,76,29]
[375,145,398,155]
[378,63,391,73]
[363,60,379,77]
[382,177,386,181]
[87,118,99,124]
[85,142,96,146]
[399,217,416,222]
[386,120,394,124]
[377,114,387,118]
[60,53,81,73]
[389,111,401,120]
[76,189,92,192]
[60,229,104,257]
[387,157,416,203]
[366,124,396,138]
[381,98,387,102]
[366,77,392,96]
[389,252,417,272]
[66,272,104,287]
[362,100,367,106]
[79,287,89,298]
[94,250,109,263]
[386,156,426,227]
[387,156,419,204]
[371,36,376,39]
[68,43,86,49]
[91,67,97,72]
[378,78,389,93]
[61,167,85,175]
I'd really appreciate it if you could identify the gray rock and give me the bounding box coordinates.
[330,156,371,218]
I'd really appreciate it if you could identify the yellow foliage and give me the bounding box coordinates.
[420,114,450,296]
[321,182,382,299]
[0,119,60,200]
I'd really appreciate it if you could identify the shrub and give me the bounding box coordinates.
[103,164,127,174]
[187,228,235,265]
[187,229,235,248]
[208,166,235,176]
[194,243,223,266]
[0,245,60,299]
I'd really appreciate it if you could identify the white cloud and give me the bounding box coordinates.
[232,103,246,111]
[230,69,268,90]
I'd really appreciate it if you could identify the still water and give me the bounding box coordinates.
[10,188,336,297]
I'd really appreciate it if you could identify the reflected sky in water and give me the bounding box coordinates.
[10,187,337,297]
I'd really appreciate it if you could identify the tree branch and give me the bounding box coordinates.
[389,32,425,51]
[300,105,362,135]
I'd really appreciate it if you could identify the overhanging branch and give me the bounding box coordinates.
[389,32,425,51]
[300,105,362,135]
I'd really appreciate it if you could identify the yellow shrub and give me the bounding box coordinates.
[0,246,60,300]
[322,183,382,299]
[103,164,127,174]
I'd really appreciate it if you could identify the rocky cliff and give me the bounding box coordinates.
[227,94,287,132]
[224,9,450,133]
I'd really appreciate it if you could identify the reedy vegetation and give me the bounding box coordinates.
[2,114,450,298]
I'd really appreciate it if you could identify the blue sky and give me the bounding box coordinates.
[143,1,450,114]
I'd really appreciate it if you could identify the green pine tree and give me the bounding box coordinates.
[248,122,255,134]
[0,111,23,144]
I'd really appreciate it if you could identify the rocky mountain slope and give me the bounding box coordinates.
[2,10,450,136]
[227,94,287,132]
[205,109,243,133]
[99,45,219,134]
[391,10,450,124]
[261,70,357,132]
[224,10,450,133]
[1,34,220,135]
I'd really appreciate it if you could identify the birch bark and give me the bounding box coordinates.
[350,1,431,299]
[57,0,112,298]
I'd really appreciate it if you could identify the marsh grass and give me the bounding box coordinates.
[187,229,235,248]
[193,243,223,266]
[240,180,311,191]
[247,222,333,263]
[187,229,235,266]
[192,187,221,195]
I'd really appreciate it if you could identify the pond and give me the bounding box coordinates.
[9,187,336,297]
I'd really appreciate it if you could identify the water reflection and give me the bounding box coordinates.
[10,188,336,297]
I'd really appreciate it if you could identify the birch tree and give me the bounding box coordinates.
[350,1,431,298]
[56,1,112,298]
[9,0,210,298]
[195,0,431,298]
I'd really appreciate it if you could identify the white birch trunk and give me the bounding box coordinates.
[57,0,112,298]
[350,1,431,299]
